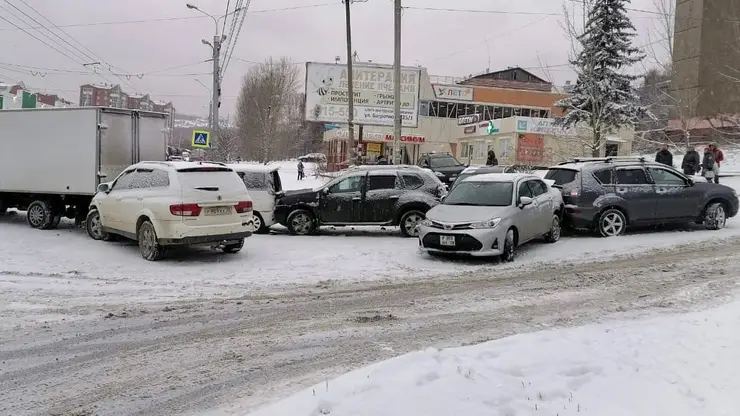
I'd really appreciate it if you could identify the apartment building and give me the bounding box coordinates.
[78,84,174,115]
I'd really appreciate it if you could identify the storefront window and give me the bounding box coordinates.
[520,108,531,117]
[503,107,512,118]
[419,101,430,116]
[494,107,503,119]
[461,142,469,158]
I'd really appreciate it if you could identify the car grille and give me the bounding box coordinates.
[422,233,483,251]
[429,220,472,230]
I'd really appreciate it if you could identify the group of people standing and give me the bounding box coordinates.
[655,142,725,184]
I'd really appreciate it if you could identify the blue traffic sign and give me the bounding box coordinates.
[191,130,211,148]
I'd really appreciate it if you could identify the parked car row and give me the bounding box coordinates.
[56,156,738,262]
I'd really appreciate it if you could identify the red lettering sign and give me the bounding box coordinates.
[383,134,426,143]
[516,134,545,164]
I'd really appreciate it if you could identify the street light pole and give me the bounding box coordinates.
[186,4,244,150]
[392,0,402,165]
[194,78,212,130]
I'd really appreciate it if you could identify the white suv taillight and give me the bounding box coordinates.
[170,203,202,216]
[234,201,253,213]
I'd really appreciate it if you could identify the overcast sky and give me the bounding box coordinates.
[0,0,670,116]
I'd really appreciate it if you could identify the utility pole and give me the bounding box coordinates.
[392,0,402,165]
[211,34,221,148]
[344,0,356,165]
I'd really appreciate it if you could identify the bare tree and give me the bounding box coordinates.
[211,125,241,162]
[236,57,300,163]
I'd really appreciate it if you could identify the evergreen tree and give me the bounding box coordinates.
[556,0,649,156]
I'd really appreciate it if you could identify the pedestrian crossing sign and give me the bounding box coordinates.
[191,130,211,149]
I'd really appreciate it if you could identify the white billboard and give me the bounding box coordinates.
[304,62,421,128]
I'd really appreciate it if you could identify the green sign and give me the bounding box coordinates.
[486,120,499,134]
[21,91,36,108]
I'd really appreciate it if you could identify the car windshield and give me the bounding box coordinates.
[443,181,513,206]
[430,155,462,168]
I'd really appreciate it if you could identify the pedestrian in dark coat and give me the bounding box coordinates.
[486,150,498,166]
[655,144,673,166]
[681,147,701,175]
[297,160,305,180]
[701,147,716,183]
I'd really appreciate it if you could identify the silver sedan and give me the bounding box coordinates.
[417,173,564,261]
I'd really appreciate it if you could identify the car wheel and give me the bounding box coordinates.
[253,212,269,234]
[85,208,111,241]
[500,228,516,262]
[222,238,245,254]
[704,202,727,230]
[597,208,627,237]
[544,215,561,243]
[286,209,316,235]
[26,200,54,230]
[138,221,166,261]
[400,210,425,237]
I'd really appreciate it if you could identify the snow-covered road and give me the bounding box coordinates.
[2,163,740,415]
[2,235,740,415]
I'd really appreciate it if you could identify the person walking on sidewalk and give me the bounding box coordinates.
[655,144,673,166]
[682,146,701,176]
[701,147,716,183]
[297,160,305,181]
[704,142,724,184]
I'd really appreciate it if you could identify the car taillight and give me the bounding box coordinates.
[569,189,579,197]
[234,201,253,213]
[170,203,201,216]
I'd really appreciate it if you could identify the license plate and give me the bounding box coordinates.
[440,235,455,246]
[204,206,232,216]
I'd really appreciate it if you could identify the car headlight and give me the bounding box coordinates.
[469,217,501,229]
[434,171,445,177]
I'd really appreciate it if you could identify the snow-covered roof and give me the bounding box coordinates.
[462,172,534,183]
[136,161,229,171]
[227,163,280,173]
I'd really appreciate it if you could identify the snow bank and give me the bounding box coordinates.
[245,300,740,416]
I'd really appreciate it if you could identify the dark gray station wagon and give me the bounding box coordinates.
[544,157,739,236]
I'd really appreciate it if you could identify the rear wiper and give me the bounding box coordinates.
[193,186,219,191]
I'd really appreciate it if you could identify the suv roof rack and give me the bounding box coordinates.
[558,156,646,165]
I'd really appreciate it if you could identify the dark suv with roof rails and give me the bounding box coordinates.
[544,156,739,236]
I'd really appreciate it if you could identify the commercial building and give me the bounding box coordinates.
[321,66,634,169]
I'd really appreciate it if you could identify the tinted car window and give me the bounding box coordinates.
[111,170,136,191]
[518,181,533,198]
[444,182,513,206]
[239,171,267,189]
[330,175,363,193]
[528,180,548,196]
[544,168,578,185]
[401,174,423,189]
[647,167,686,185]
[429,155,462,168]
[593,169,614,184]
[616,168,649,184]
[368,175,398,191]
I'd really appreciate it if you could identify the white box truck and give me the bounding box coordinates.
[0,107,169,229]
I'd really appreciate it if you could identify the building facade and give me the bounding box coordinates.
[322,67,634,169]
[78,84,174,115]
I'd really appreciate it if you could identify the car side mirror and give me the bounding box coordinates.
[322,187,330,195]
[518,196,533,208]
[97,183,110,193]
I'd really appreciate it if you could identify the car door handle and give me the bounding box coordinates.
[388,196,399,200]
[352,197,361,201]
[617,188,627,193]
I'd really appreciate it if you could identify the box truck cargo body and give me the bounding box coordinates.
[0,107,168,229]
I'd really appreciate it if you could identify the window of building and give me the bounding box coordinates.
[513,108,522,116]
[503,107,512,118]
[520,108,531,117]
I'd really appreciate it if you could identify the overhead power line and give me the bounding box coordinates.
[0,60,210,78]
[0,3,336,31]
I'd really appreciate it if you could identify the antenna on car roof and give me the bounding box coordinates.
[564,156,646,164]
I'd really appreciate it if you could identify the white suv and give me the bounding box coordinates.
[85,161,255,260]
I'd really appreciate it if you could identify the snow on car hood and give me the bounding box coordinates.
[427,204,510,223]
